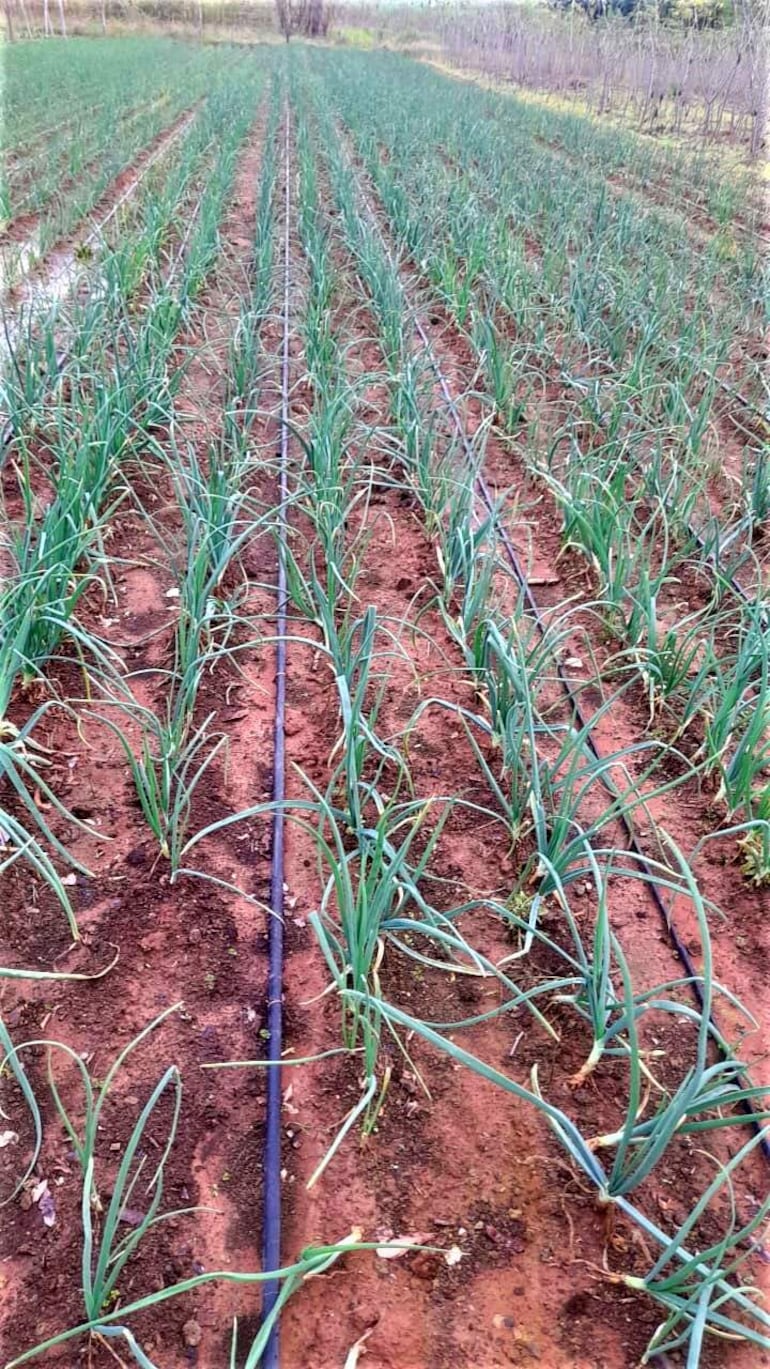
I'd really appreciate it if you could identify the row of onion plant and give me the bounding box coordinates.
[0,71,327,1369]
[300,47,770,888]
[278,71,770,1366]
[0,72,272,935]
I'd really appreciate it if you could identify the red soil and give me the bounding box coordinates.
[1,111,768,1369]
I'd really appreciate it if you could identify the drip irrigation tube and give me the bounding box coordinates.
[550,354,763,608]
[342,141,770,1165]
[260,108,291,1369]
[357,139,768,601]
[430,318,770,1165]
[691,531,753,607]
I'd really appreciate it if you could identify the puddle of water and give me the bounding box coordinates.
[0,109,198,400]
[0,232,43,294]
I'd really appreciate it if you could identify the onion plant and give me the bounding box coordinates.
[1,1005,188,1363]
[2,998,379,1369]
[346,982,770,1364]
[0,70,274,917]
[302,46,765,790]
[0,702,102,934]
[108,457,277,866]
[5,51,752,1368]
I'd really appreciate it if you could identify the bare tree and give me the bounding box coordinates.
[3,0,14,40]
[17,0,33,36]
[305,0,328,36]
[737,0,768,159]
[275,0,291,40]
[377,0,764,152]
[274,0,328,41]
[55,0,66,35]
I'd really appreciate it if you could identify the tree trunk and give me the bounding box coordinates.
[17,0,33,37]
[275,0,291,39]
[43,0,53,34]
[307,0,323,35]
[750,77,767,159]
[100,0,106,32]
[4,0,14,40]
[56,0,67,35]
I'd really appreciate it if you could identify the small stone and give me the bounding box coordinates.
[350,1303,380,1334]
[139,931,164,953]
[188,927,202,946]
[408,1250,441,1280]
[182,1319,202,1348]
[118,1207,144,1227]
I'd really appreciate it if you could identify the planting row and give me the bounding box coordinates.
[1,41,768,1369]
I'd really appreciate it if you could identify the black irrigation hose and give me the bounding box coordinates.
[343,146,770,1165]
[428,320,770,1166]
[0,104,290,1362]
[714,373,768,424]
[690,526,753,607]
[2,106,292,1364]
[260,108,291,1369]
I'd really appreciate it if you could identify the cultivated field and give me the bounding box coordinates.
[1,35,769,1369]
